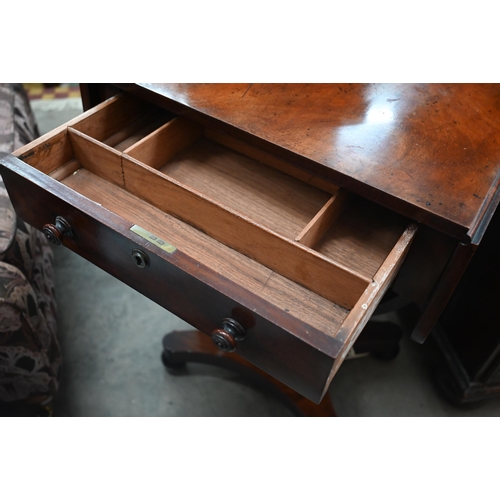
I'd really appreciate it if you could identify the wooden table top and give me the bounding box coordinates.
[122,83,500,243]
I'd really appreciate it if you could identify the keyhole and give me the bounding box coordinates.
[132,249,149,268]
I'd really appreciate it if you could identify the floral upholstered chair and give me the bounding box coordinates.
[0,83,60,415]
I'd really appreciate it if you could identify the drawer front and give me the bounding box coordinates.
[0,92,418,403]
[0,159,337,402]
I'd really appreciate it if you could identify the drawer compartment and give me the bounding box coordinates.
[0,92,417,402]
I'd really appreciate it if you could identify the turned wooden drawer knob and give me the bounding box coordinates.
[43,216,73,245]
[211,318,246,352]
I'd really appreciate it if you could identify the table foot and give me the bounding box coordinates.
[161,330,337,417]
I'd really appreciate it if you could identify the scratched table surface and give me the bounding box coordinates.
[123,83,500,244]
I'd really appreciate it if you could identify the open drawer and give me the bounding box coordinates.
[0,92,417,402]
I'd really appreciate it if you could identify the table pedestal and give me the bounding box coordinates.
[162,330,337,417]
[161,321,403,416]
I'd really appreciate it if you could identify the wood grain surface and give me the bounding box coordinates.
[121,83,500,243]
[120,154,371,308]
[61,167,350,338]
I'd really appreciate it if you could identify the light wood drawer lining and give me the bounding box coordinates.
[62,167,351,339]
[66,127,370,309]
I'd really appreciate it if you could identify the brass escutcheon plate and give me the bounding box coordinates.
[130,225,177,254]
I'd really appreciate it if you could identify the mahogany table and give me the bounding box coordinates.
[77,83,500,410]
[9,83,500,413]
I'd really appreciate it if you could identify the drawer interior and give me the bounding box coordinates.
[17,93,409,311]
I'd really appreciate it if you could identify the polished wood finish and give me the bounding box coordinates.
[117,83,500,244]
[106,84,500,346]
[4,83,500,408]
[42,216,73,246]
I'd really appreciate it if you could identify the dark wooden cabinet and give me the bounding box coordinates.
[433,202,500,405]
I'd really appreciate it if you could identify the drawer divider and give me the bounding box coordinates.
[124,117,203,169]
[103,112,171,152]
[295,189,349,249]
[68,128,125,188]
[121,154,371,309]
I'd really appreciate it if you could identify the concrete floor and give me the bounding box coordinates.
[30,95,500,417]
